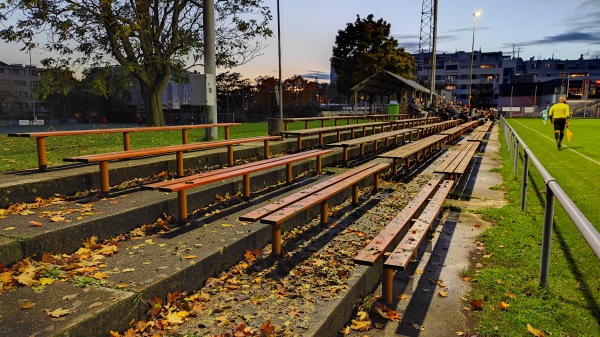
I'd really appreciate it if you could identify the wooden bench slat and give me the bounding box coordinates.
[143,149,324,190]
[326,128,417,148]
[384,179,454,270]
[260,163,389,226]
[434,141,479,179]
[156,149,332,192]
[354,177,443,266]
[239,162,384,222]
[64,136,280,162]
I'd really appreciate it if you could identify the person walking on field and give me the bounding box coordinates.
[548,96,570,150]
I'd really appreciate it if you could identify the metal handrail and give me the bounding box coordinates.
[501,116,600,288]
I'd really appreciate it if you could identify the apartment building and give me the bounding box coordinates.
[0,61,44,120]
[415,51,600,114]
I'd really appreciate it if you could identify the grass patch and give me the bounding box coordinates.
[469,119,600,336]
[0,119,378,172]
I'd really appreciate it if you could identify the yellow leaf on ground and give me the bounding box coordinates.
[121,268,135,272]
[398,294,409,300]
[29,220,43,227]
[505,290,517,299]
[438,291,449,297]
[20,210,35,216]
[50,216,66,222]
[18,299,36,309]
[16,271,36,286]
[185,255,197,259]
[39,277,55,286]
[340,326,350,335]
[499,301,510,310]
[166,311,184,325]
[220,223,231,227]
[92,272,110,280]
[527,323,545,337]
[2,227,16,231]
[350,319,371,331]
[1,271,14,283]
[45,307,70,317]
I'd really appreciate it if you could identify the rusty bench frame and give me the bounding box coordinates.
[8,123,240,171]
[354,177,453,303]
[434,141,480,181]
[255,162,390,256]
[326,128,419,163]
[64,135,280,193]
[280,121,396,151]
[143,149,331,222]
[378,134,448,175]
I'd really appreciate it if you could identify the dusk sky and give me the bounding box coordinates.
[2,0,599,83]
[231,0,600,81]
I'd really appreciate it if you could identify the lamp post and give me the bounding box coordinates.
[468,10,481,107]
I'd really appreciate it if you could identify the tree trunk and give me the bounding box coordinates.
[140,84,166,126]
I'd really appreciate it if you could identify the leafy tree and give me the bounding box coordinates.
[216,71,251,119]
[330,14,415,97]
[0,0,272,126]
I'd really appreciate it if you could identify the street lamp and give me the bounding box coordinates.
[468,10,481,107]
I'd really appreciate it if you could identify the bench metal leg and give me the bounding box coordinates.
[178,190,188,222]
[99,161,110,193]
[243,174,251,197]
[36,137,47,171]
[286,163,292,183]
[176,151,184,177]
[382,268,394,303]
[224,126,230,140]
[123,132,131,151]
[352,184,359,205]
[316,155,322,173]
[272,224,282,256]
[228,145,234,166]
[320,200,328,224]
[374,172,381,191]
[297,136,302,151]
[264,140,271,159]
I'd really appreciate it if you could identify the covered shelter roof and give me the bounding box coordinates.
[350,70,431,96]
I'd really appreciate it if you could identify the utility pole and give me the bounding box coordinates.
[203,0,217,140]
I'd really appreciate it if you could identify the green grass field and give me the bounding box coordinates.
[467,118,600,336]
[0,119,365,172]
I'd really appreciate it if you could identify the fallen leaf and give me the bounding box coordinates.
[398,294,409,300]
[18,299,36,309]
[340,326,350,335]
[166,311,183,325]
[350,319,371,331]
[45,307,70,318]
[2,227,16,231]
[39,277,55,286]
[121,268,135,273]
[50,216,66,222]
[16,271,36,286]
[92,272,110,280]
[471,299,484,310]
[505,290,517,299]
[260,320,275,335]
[29,220,43,227]
[1,271,14,283]
[438,291,449,297]
[184,255,197,259]
[498,301,510,310]
[526,323,545,337]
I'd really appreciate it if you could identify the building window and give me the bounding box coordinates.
[445,64,458,70]
[444,84,456,90]
[530,63,538,69]
[545,63,552,69]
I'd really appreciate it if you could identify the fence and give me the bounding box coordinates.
[502,116,600,288]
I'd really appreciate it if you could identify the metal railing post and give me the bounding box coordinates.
[539,182,555,288]
[513,141,519,178]
[521,150,529,211]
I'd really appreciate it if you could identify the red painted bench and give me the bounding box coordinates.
[143,149,331,222]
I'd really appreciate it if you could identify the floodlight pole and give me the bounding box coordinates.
[468,11,481,107]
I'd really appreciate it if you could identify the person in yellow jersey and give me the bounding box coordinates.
[548,96,570,149]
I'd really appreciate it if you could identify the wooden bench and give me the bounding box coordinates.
[434,141,480,180]
[143,149,331,222]
[438,120,479,143]
[354,178,453,303]
[378,134,448,175]
[381,179,454,302]
[467,121,493,142]
[250,161,389,255]
[281,121,395,150]
[326,128,419,163]
[64,136,280,193]
[8,123,240,171]
[282,114,404,131]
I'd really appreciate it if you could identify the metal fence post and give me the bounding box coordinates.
[513,141,519,178]
[539,182,555,288]
[521,150,529,211]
